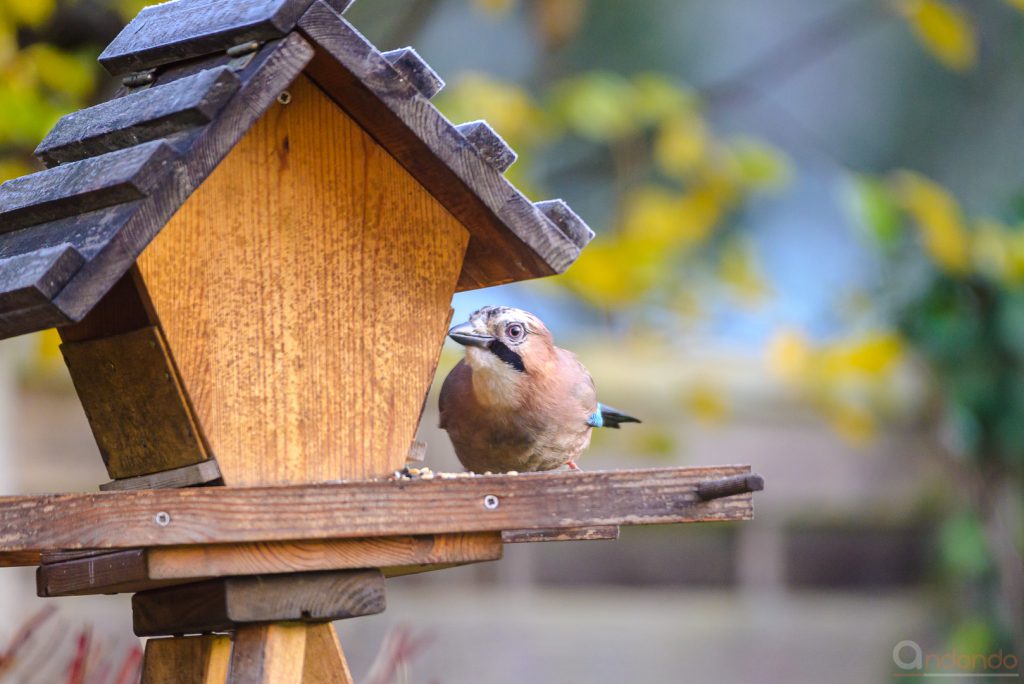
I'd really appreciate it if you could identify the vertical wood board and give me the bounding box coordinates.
[136,74,469,485]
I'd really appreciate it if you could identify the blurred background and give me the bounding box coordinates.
[0,0,1022,682]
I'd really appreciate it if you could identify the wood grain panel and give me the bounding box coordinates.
[136,74,469,485]
[228,623,307,684]
[303,624,354,684]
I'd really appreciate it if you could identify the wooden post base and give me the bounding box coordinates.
[141,623,352,684]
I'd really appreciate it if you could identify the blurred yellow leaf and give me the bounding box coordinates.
[682,379,729,423]
[631,73,693,125]
[532,0,586,48]
[768,329,812,382]
[729,137,791,191]
[890,170,971,274]
[474,0,516,15]
[654,113,707,179]
[827,402,876,444]
[820,332,905,379]
[4,0,55,27]
[718,237,770,306]
[1006,0,1024,12]
[0,157,32,183]
[554,72,637,141]
[972,218,1024,285]
[897,0,977,71]
[25,44,95,102]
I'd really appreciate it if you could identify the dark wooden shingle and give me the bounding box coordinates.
[36,68,241,166]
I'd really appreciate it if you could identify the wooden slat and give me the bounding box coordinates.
[456,121,516,173]
[98,0,315,76]
[381,47,444,99]
[37,533,502,596]
[296,1,590,291]
[132,570,386,636]
[141,635,232,684]
[100,460,223,492]
[136,74,468,486]
[36,67,241,166]
[302,624,354,684]
[0,141,175,233]
[0,244,84,310]
[61,326,210,479]
[502,525,620,543]
[0,466,755,554]
[228,623,307,684]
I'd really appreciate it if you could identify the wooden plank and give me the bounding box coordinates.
[502,525,620,543]
[0,244,84,310]
[228,623,307,684]
[0,551,40,567]
[50,35,314,326]
[36,67,241,166]
[296,2,590,291]
[57,265,157,343]
[0,140,175,233]
[302,624,354,684]
[381,48,444,99]
[61,326,210,479]
[141,634,232,684]
[0,466,756,554]
[697,473,765,501]
[100,460,223,492]
[132,570,386,636]
[37,532,502,596]
[136,74,469,486]
[456,121,516,173]
[99,0,316,76]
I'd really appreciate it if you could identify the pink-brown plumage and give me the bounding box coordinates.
[439,306,628,473]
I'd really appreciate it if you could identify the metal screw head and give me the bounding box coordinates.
[483,494,499,510]
[277,90,292,105]
[154,511,171,527]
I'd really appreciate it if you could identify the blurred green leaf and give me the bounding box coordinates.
[938,509,992,580]
[848,174,903,249]
[552,72,638,141]
[729,137,791,191]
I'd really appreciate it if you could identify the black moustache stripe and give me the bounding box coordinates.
[487,339,526,373]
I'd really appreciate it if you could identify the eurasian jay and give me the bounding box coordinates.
[439,306,640,473]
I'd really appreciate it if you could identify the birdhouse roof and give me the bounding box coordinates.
[0,0,593,340]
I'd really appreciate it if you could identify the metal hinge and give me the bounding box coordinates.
[122,69,156,89]
[226,40,262,71]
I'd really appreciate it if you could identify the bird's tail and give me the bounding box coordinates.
[597,402,641,429]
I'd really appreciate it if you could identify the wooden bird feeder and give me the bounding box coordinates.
[0,1,764,680]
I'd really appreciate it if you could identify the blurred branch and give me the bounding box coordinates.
[699,0,888,110]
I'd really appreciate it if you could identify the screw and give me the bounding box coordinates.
[483,494,499,510]
[154,511,171,527]
[277,90,292,105]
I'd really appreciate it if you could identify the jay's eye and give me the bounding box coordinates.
[507,324,524,340]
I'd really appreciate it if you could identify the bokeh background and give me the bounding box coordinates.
[0,0,1022,682]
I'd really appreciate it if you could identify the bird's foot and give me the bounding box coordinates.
[566,459,582,471]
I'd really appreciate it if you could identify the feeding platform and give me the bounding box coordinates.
[0,0,763,681]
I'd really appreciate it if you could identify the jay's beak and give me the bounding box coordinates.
[448,321,493,348]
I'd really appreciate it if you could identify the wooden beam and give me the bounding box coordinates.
[502,525,620,544]
[61,326,211,479]
[0,466,756,555]
[227,623,307,684]
[141,635,231,684]
[0,244,84,311]
[37,532,503,596]
[100,460,223,492]
[302,624,354,684]
[132,570,386,636]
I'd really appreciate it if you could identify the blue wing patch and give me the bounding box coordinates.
[587,410,604,428]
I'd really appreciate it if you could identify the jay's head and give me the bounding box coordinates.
[448,306,553,375]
